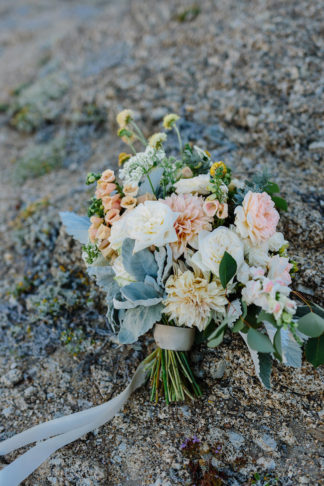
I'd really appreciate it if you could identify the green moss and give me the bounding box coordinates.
[13,137,66,182]
[174,5,201,22]
[9,73,69,133]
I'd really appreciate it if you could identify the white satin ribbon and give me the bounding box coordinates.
[153,324,195,351]
[0,325,194,486]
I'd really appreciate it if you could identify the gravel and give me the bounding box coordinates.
[0,0,323,484]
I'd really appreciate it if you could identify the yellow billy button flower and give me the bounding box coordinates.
[118,152,131,166]
[210,161,227,177]
[116,109,134,128]
[163,113,180,130]
[148,132,167,149]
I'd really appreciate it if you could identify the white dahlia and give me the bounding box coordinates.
[163,269,227,331]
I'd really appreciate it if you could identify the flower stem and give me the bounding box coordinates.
[130,121,147,146]
[174,125,183,153]
[143,169,157,198]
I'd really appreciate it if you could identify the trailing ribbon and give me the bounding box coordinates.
[0,325,194,486]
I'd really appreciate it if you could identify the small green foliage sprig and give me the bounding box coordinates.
[87,196,104,218]
[86,172,101,185]
[160,156,185,196]
[82,243,100,264]
[182,143,211,176]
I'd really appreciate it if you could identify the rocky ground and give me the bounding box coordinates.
[0,0,323,485]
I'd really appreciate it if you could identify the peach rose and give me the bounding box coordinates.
[100,169,115,183]
[105,208,120,225]
[235,191,279,244]
[120,195,137,209]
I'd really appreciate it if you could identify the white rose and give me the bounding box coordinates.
[242,237,269,268]
[247,244,270,267]
[126,200,179,253]
[268,232,287,252]
[237,261,250,284]
[174,174,211,195]
[112,255,135,286]
[191,227,244,277]
[109,213,130,250]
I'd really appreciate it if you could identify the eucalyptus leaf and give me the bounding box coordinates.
[118,303,163,344]
[207,318,228,341]
[257,310,278,327]
[219,251,237,289]
[258,353,272,390]
[122,238,158,281]
[232,319,245,333]
[305,335,324,368]
[247,328,274,353]
[59,211,90,244]
[240,332,272,389]
[298,312,324,337]
[296,304,324,319]
[207,331,225,348]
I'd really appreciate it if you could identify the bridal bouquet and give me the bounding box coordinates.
[61,110,324,399]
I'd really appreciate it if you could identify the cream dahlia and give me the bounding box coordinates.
[163,193,213,259]
[163,268,227,331]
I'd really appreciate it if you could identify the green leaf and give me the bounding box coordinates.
[208,331,225,348]
[298,312,324,337]
[247,328,275,353]
[207,319,228,341]
[258,353,272,390]
[305,335,324,368]
[274,329,282,357]
[271,195,288,211]
[232,319,245,333]
[219,251,237,289]
[296,304,324,319]
[257,310,278,327]
[265,182,280,194]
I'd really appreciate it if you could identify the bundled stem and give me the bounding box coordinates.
[144,348,202,404]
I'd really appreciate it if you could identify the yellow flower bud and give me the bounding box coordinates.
[118,152,131,166]
[210,161,227,177]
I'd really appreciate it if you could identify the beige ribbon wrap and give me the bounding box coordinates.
[0,325,194,486]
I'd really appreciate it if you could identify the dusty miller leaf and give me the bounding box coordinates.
[60,211,90,244]
[118,303,163,344]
